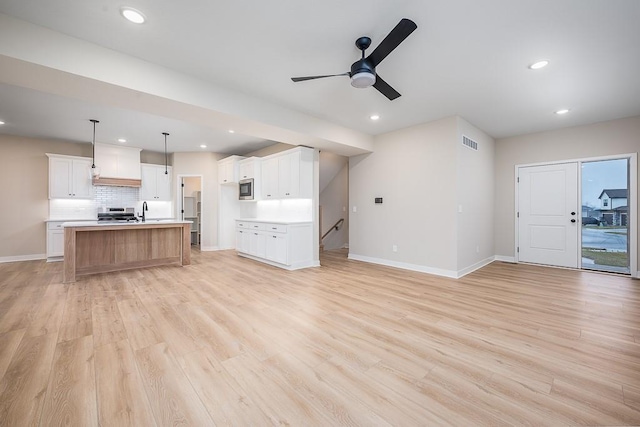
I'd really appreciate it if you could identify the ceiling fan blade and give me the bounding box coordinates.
[291,73,349,82]
[367,18,417,67]
[373,74,401,100]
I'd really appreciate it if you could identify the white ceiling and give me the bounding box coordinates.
[0,0,639,155]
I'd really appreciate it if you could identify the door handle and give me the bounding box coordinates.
[571,219,576,223]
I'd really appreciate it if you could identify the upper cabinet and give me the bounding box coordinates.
[261,147,314,199]
[238,157,261,180]
[140,163,172,201]
[47,154,93,199]
[218,155,245,184]
[95,143,141,186]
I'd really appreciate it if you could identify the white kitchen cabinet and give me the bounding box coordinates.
[94,143,141,179]
[265,231,287,264]
[238,157,261,180]
[236,229,249,253]
[218,155,245,184]
[46,221,65,259]
[140,163,172,200]
[235,220,314,270]
[260,147,314,199]
[248,230,267,258]
[261,157,279,199]
[47,154,93,199]
[278,150,301,198]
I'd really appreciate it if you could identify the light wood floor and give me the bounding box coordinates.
[1,249,640,426]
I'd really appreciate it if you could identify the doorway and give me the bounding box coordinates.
[517,163,579,268]
[581,158,630,274]
[179,176,202,249]
[516,154,636,275]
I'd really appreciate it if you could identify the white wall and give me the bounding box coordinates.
[172,152,223,250]
[495,115,640,273]
[349,116,460,274]
[456,117,496,274]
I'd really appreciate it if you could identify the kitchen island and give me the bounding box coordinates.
[62,220,191,283]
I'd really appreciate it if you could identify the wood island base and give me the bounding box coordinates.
[63,222,191,283]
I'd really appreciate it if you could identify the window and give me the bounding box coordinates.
[603,199,609,207]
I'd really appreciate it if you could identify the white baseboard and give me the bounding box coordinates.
[0,253,46,264]
[456,256,496,278]
[199,246,220,251]
[348,253,497,279]
[494,255,517,263]
[238,252,319,270]
[347,253,459,279]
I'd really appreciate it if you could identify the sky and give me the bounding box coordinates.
[581,158,628,208]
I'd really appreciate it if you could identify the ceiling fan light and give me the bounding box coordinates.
[350,72,376,88]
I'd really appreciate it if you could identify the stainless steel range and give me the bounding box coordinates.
[97,207,138,222]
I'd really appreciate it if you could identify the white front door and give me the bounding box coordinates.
[518,163,579,268]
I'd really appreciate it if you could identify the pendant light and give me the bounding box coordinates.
[90,119,100,178]
[162,132,169,175]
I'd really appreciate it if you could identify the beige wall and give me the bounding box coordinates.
[0,133,174,260]
[349,116,460,273]
[495,115,640,271]
[141,150,167,165]
[456,117,496,272]
[0,135,92,258]
[172,151,223,250]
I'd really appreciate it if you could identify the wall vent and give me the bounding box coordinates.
[462,135,478,151]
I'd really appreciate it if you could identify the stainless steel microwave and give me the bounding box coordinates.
[239,178,254,200]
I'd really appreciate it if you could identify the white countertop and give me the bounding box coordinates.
[46,218,94,222]
[63,220,191,227]
[236,218,312,225]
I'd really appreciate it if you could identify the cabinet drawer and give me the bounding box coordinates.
[47,222,65,230]
[236,221,250,229]
[264,223,287,233]
[248,222,265,231]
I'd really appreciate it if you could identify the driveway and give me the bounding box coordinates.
[581,227,628,252]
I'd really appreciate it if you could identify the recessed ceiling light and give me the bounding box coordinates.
[529,60,549,70]
[200,144,207,148]
[120,7,146,24]
[118,138,127,143]
[228,129,235,133]
[555,109,570,115]
[370,114,380,121]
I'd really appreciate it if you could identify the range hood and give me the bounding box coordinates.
[92,143,142,187]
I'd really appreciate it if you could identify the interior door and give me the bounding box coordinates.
[518,163,579,268]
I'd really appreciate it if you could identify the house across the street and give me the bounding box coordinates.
[597,188,628,226]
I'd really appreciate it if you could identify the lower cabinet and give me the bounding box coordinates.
[47,222,66,260]
[236,220,314,270]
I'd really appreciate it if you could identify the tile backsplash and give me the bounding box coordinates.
[49,199,96,220]
[94,186,139,211]
[49,186,173,219]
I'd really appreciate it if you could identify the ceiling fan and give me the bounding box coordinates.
[291,18,417,101]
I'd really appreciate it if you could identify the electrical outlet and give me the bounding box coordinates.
[352,206,357,212]
[392,245,398,252]
[476,245,480,253]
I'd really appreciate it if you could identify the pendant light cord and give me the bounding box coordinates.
[162,132,169,174]
[90,119,99,169]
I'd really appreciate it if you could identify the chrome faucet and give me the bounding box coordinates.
[141,201,148,222]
